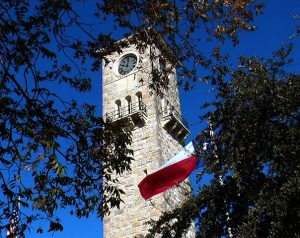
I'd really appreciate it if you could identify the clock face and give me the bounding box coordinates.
[118,54,138,75]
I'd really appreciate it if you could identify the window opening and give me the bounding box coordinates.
[136,92,142,110]
[115,100,121,118]
[125,96,132,114]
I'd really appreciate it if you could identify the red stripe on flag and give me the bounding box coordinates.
[138,155,198,200]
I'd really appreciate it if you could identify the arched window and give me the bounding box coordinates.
[160,94,165,108]
[125,96,132,114]
[115,100,121,118]
[166,100,170,114]
[160,94,168,116]
[159,58,166,72]
[136,92,142,110]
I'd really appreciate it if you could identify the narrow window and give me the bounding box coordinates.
[125,96,131,114]
[166,100,170,114]
[159,58,166,72]
[115,100,121,118]
[160,94,167,115]
[136,92,142,110]
[160,95,165,108]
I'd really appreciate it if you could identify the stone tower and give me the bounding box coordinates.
[102,32,192,238]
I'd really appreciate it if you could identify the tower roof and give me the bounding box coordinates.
[100,28,182,67]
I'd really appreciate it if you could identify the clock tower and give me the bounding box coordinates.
[102,32,193,238]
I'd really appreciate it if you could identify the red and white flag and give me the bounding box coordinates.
[138,142,197,200]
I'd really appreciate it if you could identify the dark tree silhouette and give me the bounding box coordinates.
[0,0,263,236]
[142,46,300,238]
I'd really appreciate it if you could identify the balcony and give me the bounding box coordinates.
[161,106,190,142]
[105,101,147,126]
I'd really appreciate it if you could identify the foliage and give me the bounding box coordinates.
[98,0,263,90]
[0,0,264,236]
[142,46,300,238]
[0,0,134,236]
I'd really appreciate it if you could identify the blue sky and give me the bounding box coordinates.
[8,1,300,237]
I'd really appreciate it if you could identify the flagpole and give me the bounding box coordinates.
[208,119,233,238]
